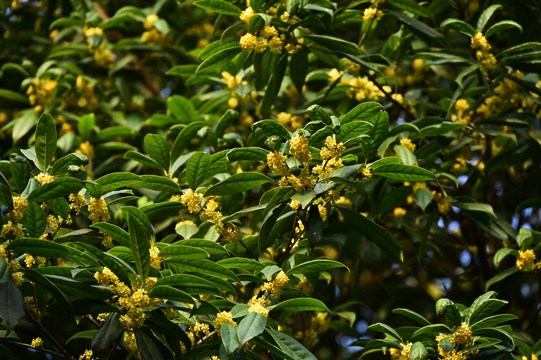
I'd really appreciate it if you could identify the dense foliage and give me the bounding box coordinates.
[0,0,540,359]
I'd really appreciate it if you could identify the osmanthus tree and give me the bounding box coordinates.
[0,0,540,359]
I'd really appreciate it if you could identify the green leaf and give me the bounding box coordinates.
[389,11,444,44]
[27,177,83,202]
[95,172,141,193]
[471,314,518,331]
[9,154,30,192]
[388,0,435,22]
[149,286,195,304]
[0,88,28,103]
[144,134,170,171]
[340,207,403,261]
[51,153,88,175]
[124,150,163,170]
[8,238,70,257]
[0,261,25,331]
[485,20,522,37]
[485,267,519,290]
[469,299,507,324]
[35,113,57,171]
[78,113,95,140]
[410,342,428,360]
[260,56,287,117]
[391,308,431,326]
[90,222,131,248]
[196,46,242,74]
[341,102,384,125]
[172,258,239,282]
[126,208,152,280]
[267,328,318,360]
[271,298,330,313]
[217,258,266,272]
[187,152,211,189]
[372,164,437,182]
[160,244,209,259]
[440,18,476,36]
[0,172,13,209]
[367,322,403,342]
[205,172,273,196]
[290,48,308,92]
[477,4,502,32]
[305,35,360,56]
[414,187,433,212]
[452,201,496,218]
[20,201,47,238]
[238,312,267,345]
[253,120,291,139]
[194,0,242,15]
[175,224,199,240]
[171,122,206,161]
[166,64,198,76]
[287,259,348,275]
[155,274,222,296]
[135,329,167,360]
[227,147,269,162]
[167,95,194,122]
[138,175,180,193]
[307,104,332,125]
[66,330,99,344]
[221,323,241,354]
[493,248,517,269]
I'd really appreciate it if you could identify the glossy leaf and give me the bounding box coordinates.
[34,113,57,171]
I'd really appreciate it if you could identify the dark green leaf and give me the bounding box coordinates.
[372,164,437,182]
[221,323,241,354]
[205,172,273,196]
[227,147,269,162]
[260,56,287,117]
[485,20,522,37]
[340,207,403,261]
[440,18,476,36]
[267,328,318,360]
[78,113,95,140]
[35,113,57,171]
[238,312,266,345]
[20,201,47,238]
[194,0,242,15]
[253,120,291,139]
[410,342,428,360]
[271,298,330,313]
[391,308,431,326]
[95,172,141,193]
[196,46,242,74]
[127,208,152,280]
[305,35,360,56]
[144,134,170,171]
[0,262,25,331]
[287,259,348,275]
[389,11,444,44]
[477,4,502,32]
[171,122,206,161]
[187,152,211,189]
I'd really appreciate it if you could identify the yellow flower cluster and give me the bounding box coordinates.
[267,151,290,176]
[248,296,271,318]
[435,323,478,359]
[333,73,384,101]
[79,349,94,360]
[31,337,43,348]
[399,138,416,152]
[390,342,413,359]
[218,223,242,244]
[214,311,237,335]
[278,135,315,191]
[294,313,331,349]
[141,14,170,45]
[62,76,99,111]
[88,196,110,224]
[522,355,539,360]
[312,136,345,180]
[94,267,157,336]
[76,140,95,161]
[9,196,28,222]
[24,296,39,320]
[277,112,304,131]
[516,250,541,272]
[452,99,470,125]
[34,172,55,185]
[83,26,114,68]
[69,193,87,215]
[363,7,384,21]
[150,247,162,268]
[471,33,496,72]
[238,7,302,55]
[26,78,58,112]
[181,189,204,214]
[261,271,289,298]
[0,221,24,240]
[433,194,453,215]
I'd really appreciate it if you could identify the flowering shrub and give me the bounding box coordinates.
[0,0,540,359]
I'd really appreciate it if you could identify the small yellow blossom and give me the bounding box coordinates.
[144,14,159,30]
[88,196,110,224]
[239,7,255,23]
[150,247,161,268]
[471,33,491,51]
[393,207,407,217]
[69,193,87,215]
[79,349,94,360]
[290,200,301,211]
[261,271,289,298]
[240,33,258,52]
[181,189,204,214]
[12,271,24,286]
[10,196,28,222]
[31,337,43,348]
[0,221,25,239]
[516,250,541,272]
[34,172,55,185]
[400,138,416,152]
[214,311,237,335]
